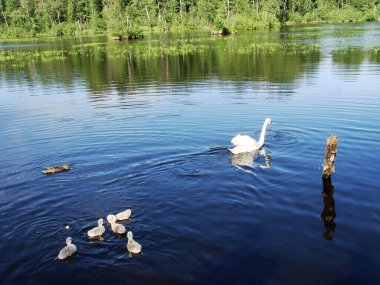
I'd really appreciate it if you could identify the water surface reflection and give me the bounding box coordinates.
[321,176,336,241]
[1,23,380,285]
[230,148,271,170]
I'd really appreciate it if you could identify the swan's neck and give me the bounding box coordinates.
[258,121,270,147]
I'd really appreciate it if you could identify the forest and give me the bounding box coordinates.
[0,0,379,37]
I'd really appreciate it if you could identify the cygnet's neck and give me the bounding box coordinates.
[258,120,270,147]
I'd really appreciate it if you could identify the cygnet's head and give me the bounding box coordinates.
[127,231,133,239]
[111,215,118,223]
[266,118,272,127]
[107,214,116,223]
[66,237,73,245]
[98,218,103,225]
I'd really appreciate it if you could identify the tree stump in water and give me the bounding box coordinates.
[321,135,338,240]
[322,135,338,179]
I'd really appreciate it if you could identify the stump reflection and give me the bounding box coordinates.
[321,176,336,241]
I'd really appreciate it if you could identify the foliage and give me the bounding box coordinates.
[0,0,378,38]
[127,27,143,38]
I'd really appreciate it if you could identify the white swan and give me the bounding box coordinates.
[57,237,77,260]
[87,218,105,238]
[127,231,142,254]
[229,118,272,154]
[109,215,126,234]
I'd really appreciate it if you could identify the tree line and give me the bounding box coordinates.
[0,0,378,37]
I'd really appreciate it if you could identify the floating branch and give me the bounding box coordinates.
[322,135,338,179]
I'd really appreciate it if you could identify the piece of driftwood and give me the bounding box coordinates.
[322,135,338,178]
[112,35,144,41]
[42,165,71,175]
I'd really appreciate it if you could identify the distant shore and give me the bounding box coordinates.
[0,1,378,40]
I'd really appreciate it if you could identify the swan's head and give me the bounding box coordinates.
[127,231,133,239]
[66,237,73,245]
[98,218,103,226]
[107,214,116,223]
[265,118,272,127]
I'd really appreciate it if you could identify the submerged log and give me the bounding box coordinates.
[111,35,123,41]
[211,27,231,36]
[42,165,71,175]
[112,34,144,40]
[322,135,338,178]
[127,34,144,40]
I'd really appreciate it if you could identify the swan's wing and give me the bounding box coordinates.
[116,223,126,234]
[128,240,142,253]
[231,134,257,146]
[88,226,105,237]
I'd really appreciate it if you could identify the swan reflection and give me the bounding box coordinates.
[230,148,271,171]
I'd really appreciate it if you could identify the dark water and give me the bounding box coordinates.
[1,23,380,285]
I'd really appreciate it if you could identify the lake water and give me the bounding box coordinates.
[0,23,380,285]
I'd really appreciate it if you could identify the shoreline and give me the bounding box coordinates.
[0,19,378,42]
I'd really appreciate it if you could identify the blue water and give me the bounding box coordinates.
[0,23,380,285]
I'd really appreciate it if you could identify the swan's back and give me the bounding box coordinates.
[127,231,142,254]
[87,225,105,237]
[58,238,77,259]
[127,238,142,254]
[111,221,126,234]
[231,134,257,146]
[116,209,131,220]
[58,244,77,259]
[87,218,105,237]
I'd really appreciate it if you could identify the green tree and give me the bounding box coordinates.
[102,0,125,32]
[67,0,76,23]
